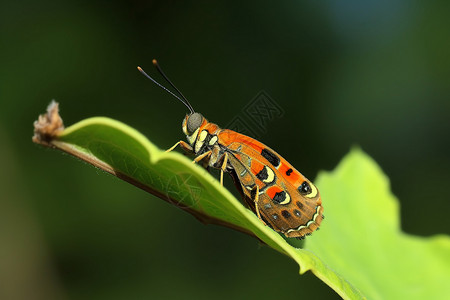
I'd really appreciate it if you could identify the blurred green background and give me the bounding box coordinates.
[1,1,449,299]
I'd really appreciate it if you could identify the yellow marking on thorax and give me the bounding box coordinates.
[209,135,218,145]
[187,128,200,145]
[195,130,208,153]
[199,130,208,142]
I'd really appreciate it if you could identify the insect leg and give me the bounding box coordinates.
[252,185,265,224]
[166,141,193,153]
[193,150,212,164]
[219,152,229,186]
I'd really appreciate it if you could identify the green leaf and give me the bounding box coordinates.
[34,109,450,300]
[306,148,450,299]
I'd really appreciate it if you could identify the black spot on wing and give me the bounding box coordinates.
[286,168,293,176]
[281,210,291,219]
[273,191,286,204]
[256,166,268,181]
[298,181,311,195]
[261,148,280,167]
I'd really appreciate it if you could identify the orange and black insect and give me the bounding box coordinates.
[138,60,323,239]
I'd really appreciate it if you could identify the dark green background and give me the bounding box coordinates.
[1,1,449,299]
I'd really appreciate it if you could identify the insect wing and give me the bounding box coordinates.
[218,130,323,238]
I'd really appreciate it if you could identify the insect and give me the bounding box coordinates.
[137,60,323,239]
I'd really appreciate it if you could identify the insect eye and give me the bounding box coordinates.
[299,181,312,195]
[186,113,203,135]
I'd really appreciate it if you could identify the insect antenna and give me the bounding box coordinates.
[137,60,195,114]
[152,60,195,111]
